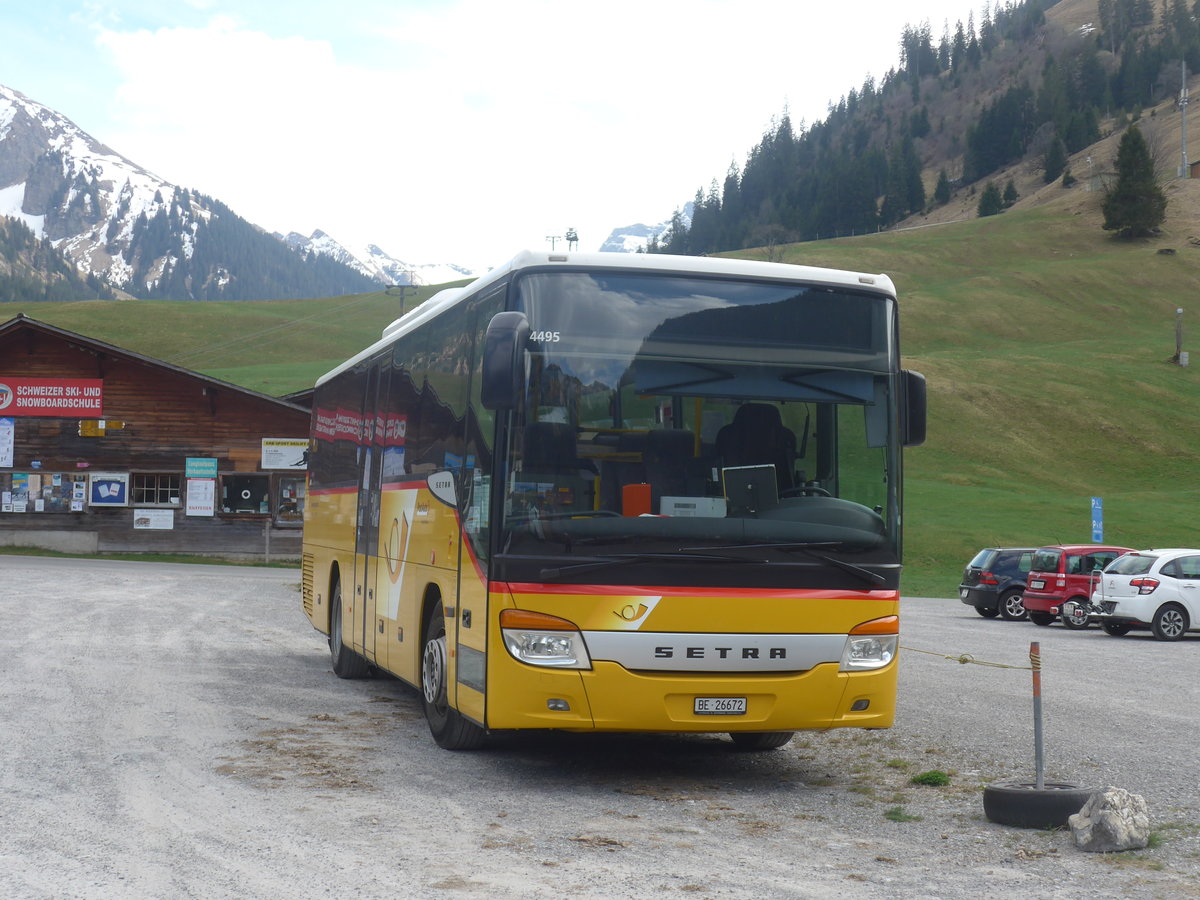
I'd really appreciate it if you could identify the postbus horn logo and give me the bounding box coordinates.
[0,382,12,411]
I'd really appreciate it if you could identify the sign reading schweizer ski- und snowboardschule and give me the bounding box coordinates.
[0,378,103,416]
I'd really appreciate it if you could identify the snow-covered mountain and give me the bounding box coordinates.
[280,230,473,287]
[599,203,693,254]
[0,85,472,299]
[0,83,195,294]
[0,83,673,301]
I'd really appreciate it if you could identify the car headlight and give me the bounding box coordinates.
[500,609,592,669]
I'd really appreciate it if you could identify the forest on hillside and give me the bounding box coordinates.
[652,0,1195,255]
[0,217,114,302]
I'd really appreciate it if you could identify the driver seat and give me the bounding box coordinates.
[714,403,797,490]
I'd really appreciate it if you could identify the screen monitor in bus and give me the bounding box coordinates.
[721,464,779,517]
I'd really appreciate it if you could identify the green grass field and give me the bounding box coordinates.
[9,207,1200,596]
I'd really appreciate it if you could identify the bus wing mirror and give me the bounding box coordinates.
[901,369,926,447]
[481,311,531,410]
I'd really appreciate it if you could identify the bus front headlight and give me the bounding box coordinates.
[500,609,592,669]
[840,615,899,671]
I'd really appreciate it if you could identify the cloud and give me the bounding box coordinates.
[88,0,984,269]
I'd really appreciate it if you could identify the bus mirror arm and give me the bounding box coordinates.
[481,311,532,410]
[901,370,927,447]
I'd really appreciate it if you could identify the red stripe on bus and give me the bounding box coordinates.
[493,582,897,600]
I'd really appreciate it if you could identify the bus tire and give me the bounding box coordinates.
[982,781,1095,829]
[728,731,794,751]
[329,579,370,679]
[421,601,486,750]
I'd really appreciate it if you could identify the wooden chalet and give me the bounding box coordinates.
[0,314,311,560]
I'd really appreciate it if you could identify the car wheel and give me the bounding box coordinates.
[998,590,1027,621]
[1101,621,1132,636]
[975,605,1000,619]
[729,732,795,751]
[1151,603,1189,642]
[1029,612,1055,626]
[983,782,1096,829]
[1060,597,1091,630]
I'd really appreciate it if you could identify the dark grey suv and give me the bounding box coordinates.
[958,547,1036,620]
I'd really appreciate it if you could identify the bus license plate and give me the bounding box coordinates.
[694,697,747,715]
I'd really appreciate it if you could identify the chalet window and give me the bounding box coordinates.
[221,474,270,514]
[274,475,305,526]
[132,473,181,507]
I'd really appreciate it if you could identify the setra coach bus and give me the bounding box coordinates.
[301,250,925,750]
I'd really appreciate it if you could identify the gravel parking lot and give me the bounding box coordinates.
[2,555,1198,899]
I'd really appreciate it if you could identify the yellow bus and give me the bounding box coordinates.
[301,250,925,750]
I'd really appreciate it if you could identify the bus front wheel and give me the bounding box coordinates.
[728,731,794,751]
[421,602,486,750]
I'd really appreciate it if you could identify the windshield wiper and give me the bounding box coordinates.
[540,551,764,580]
[683,541,886,587]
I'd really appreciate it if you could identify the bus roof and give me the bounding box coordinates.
[315,250,897,387]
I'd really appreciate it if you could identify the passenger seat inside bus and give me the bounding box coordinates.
[518,421,596,511]
[714,403,798,490]
[643,428,704,508]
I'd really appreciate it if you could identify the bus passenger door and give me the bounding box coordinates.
[354,363,385,663]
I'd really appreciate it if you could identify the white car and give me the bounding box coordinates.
[1093,548,1200,641]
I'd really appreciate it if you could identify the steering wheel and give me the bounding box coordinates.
[781,485,831,498]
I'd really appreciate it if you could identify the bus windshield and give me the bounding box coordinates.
[496,270,901,586]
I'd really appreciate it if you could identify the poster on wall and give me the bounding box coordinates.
[186,477,216,516]
[133,509,174,530]
[0,417,13,467]
[261,438,308,470]
[88,472,129,507]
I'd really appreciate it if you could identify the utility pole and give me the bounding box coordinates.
[1175,308,1188,366]
[1180,60,1190,179]
[545,235,562,250]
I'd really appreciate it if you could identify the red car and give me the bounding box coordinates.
[1022,544,1133,628]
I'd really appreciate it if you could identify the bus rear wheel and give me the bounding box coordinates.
[728,731,794,751]
[329,580,370,679]
[421,602,486,750]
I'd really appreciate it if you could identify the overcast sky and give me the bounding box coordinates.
[5,0,989,271]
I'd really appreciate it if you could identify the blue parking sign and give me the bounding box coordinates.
[1091,497,1103,542]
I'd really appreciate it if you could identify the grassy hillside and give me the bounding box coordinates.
[8,199,1200,597]
[2,287,453,397]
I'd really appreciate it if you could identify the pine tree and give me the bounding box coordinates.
[1102,125,1166,237]
[1044,137,1068,183]
[934,170,951,205]
[977,182,1004,217]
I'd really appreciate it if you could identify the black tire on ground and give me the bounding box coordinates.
[1029,612,1056,626]
[1060,597,1091,630]
[329,579,370,679]
[1151,603,1189,642]
[421,601,486,750]
[998,590,1028,621]
[1101,620,1132,636]
[982,782,1096,829]
[975,605,1000,619]
[728,731,795,751]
